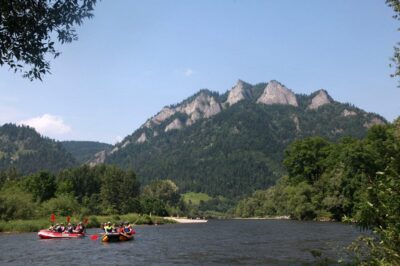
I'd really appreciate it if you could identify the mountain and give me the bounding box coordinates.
[61,141,112,164]
[0,124,77,174]
[90,80,386,198]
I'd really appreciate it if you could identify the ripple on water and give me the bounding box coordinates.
[0,220,362,265]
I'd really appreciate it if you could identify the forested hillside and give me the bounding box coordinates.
[100,80,386,198]
[61,141,112,163]
[0,124,77,174]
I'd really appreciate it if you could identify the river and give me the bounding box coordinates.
[0,219,362,265]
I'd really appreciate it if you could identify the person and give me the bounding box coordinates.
[123,221,135,235]
[104,222,113,233]
[53,223,60,232]
[57,223,65,233]
[118,222,124,234]
[66,223,74,233]
[48,224,54,231]
[74,222,85,234]
[111,223,117,233]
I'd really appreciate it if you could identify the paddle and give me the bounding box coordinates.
[90,234,99,240]
[83,217,101,241]
[50,213,55,224]
[66,216,71,223]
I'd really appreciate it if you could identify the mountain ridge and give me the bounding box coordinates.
[97,79,385,153]
[90,79,386,198]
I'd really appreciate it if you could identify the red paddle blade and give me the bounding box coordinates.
[67,216,71,223]
[90,235,98,240]
[50,214,55,223]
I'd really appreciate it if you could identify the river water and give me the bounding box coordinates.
[0,219,361,265]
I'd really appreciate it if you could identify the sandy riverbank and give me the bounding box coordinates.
[233,216,291,220]
[166,217,208,223]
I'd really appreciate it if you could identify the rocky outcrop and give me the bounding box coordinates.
[225,80,252,106]
[291,115,301,132]
[149,107,176,126]
[364,117,385,128]
[142,91,222,132]
[342,109,357,117]
[121,140,130,148]
[136,132,147,143]
[165,118,183,132]
[308,90,331,110]
[177,92,221,120]
[88,150,106,166]
[257,80,298,107]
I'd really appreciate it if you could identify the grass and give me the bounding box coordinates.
[0,213,175,233]
[181,192,212,205]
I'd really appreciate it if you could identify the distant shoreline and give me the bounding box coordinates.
[165,217,208,223]
[232,216,291,220]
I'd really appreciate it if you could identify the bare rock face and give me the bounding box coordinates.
[225,80,252,106]
[88,150,107,166]
[136,132,147,143]
[177,92,221,124]
[308,90,331,110]
[342,109,357,117]
[364,117,385,128]
[121,140,130,148]
[291,115,301,132]
[150,107,176,125]
[165,118,183,132]
[257,80,298,107]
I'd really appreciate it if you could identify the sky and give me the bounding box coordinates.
[1,0,400,144]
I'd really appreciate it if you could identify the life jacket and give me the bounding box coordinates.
[104,225,113,233]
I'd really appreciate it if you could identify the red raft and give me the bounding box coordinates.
[38,230,85,239]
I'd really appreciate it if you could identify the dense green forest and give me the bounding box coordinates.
[235,119,400,264]
[61,141,112,163]
[105,85,385,198]
[0,124,77,174]
[0,164,223,222]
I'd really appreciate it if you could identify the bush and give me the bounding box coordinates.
[0,184,37,220]
[40,194,81,216]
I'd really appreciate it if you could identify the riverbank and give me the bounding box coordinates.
[166,217,208,223]
[0,213,175,233]
[233,216,291,220]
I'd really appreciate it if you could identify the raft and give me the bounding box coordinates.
[38,229,85,239]
[101,232,134,242]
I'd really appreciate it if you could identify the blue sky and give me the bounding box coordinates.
[1,0,399,144]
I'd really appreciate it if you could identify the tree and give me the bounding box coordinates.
[386,0,400,83]
[24,171,56,202]
[99,165,140,214]
[142,179,180,207]
[283,137,331,184]
[0,0,97,80]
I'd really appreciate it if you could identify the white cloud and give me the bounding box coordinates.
[19,114,71,138]
[184,68,194,77]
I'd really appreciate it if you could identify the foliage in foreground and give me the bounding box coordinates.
[0,0,97,80]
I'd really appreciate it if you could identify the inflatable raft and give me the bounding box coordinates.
[38,229,85,239]
[101,232,134,242]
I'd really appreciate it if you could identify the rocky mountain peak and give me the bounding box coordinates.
[225,79,252,106]
[308,89,332,110]
[176,92,221,125]
[256,80,298,107]
[145,107,176,128]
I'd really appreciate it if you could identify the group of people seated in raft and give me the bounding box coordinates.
[48,222,85,234]
[102,221,135,235]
